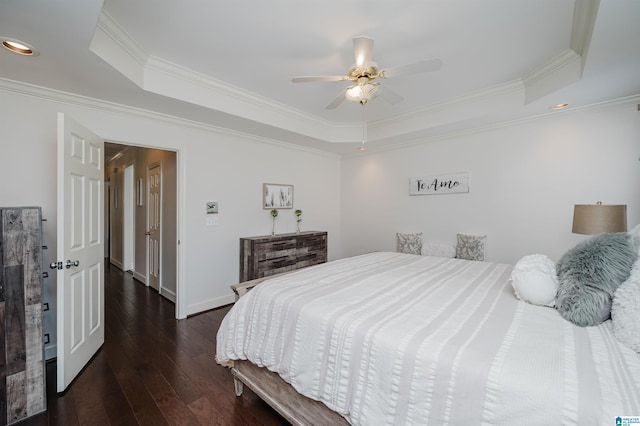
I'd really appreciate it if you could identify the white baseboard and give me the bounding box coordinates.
[160,287,176,303]
[187,293,235,316]
[133,270,147,285]
[110,258,123,270]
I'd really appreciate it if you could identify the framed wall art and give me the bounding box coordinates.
[263,183,293,209]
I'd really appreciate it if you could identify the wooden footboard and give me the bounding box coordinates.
[232,360,349,426]
[229,274,350,425]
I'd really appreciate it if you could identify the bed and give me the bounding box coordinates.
[216,252,640,425]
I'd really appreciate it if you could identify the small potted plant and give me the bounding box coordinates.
[294,209,302,234]
[270,209,278,236]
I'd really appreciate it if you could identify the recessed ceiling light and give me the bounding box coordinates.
[357,146,366,151]
[550,103,569,110]
[2,39,38,56]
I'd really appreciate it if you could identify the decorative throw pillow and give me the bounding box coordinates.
[511,254,558,307]
[455,234,486,261]
[396,232,422,255]
[556,233,637,327]
[422,242,456,258]
[612,259,640,353]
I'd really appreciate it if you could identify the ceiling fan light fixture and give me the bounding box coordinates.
[345,84,379,105]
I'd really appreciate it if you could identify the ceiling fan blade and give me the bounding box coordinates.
[353,36,374,68]
[379,58,443,79]
[292,75,348,83]
[378,86,404,105]
[325,89,347,109]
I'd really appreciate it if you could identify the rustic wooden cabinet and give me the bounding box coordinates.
[0,207,46,425]
[239,231,327,282]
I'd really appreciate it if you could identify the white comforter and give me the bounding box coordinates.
[216,252,640,425]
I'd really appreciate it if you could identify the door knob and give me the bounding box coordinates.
[145,231,151,236]
[65,260,80,269]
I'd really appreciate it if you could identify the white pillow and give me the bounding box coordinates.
[510,254,558,307]
[422,242,456,258]
[612,257,640,353]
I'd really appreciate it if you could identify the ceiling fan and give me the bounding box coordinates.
[292,36,443,109]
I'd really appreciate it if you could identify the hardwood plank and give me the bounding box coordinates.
[187,395,226,426]
[149,348,203,406]
[137,366,201,426]
[113,365,168,426]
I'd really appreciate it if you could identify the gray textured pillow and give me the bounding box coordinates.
[397,232,422,255]
[556,233,638,327]
[456,234,486,261]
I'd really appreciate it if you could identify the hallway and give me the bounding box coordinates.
[22,264,286,425]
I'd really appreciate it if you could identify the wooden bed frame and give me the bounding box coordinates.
[228,275,350,425]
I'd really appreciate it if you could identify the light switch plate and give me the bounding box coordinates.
[206,201,218,214]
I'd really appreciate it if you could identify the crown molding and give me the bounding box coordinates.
[0,77,340,159]
[90,10,359,143]
[346,94,640,158]
[91,10,149,86]
[571,0,600,68]
[95,10,148,66]
[368,79,526,140]
[522,49,582,104]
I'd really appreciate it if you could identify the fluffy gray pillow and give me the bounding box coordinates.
[556,233,638,327]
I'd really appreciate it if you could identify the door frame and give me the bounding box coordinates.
[105,140,186,319]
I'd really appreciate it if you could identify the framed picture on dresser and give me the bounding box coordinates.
[263,183,293,209]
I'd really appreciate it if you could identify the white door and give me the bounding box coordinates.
[56,113,104,392]
[147,164,161,291]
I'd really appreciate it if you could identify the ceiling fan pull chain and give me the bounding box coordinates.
[362,104,367,145]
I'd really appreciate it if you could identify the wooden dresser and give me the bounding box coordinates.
[239,231,327,282]
[0,207,46,424]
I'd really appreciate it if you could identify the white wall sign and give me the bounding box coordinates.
[409,173,469,195]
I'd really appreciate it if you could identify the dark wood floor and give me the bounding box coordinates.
[19,264,287,425]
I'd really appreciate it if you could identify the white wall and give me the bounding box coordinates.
[341,101,640,264]
[0,83,342,357]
